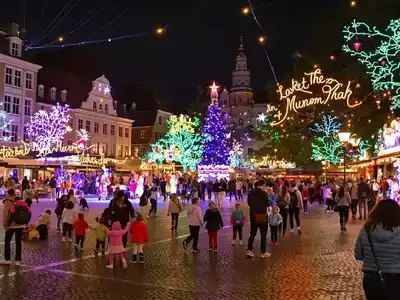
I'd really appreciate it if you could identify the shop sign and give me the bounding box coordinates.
[78,154,127,166]
[270,69,361,126]
[254,156,296,169]
[140,162,175,171]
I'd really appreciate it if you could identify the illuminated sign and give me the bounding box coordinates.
[140,162,175,171]
[270,69,361,126]
[254,156,296,169]
[0,142,30,158]
[78,154,127,166]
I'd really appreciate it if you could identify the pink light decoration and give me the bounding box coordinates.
[381,60,386,66]
[330,55,335,61]
[353,41,361,52]
[375,99,381,109]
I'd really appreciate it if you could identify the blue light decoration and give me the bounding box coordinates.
[343,19,400,108]
[198,81,232,180]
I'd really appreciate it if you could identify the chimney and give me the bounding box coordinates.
[123,104,126,111]
[131,101,137,112]
[11,23,19,36]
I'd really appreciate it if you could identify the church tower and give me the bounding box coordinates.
[229,37,253,106]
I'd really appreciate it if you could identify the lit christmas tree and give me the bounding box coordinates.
[145,114,203,171]
[27,103,71,156]
[200,81,232,166]
[343,19,400,108]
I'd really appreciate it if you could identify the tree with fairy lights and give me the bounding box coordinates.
[27,103,71,156]
[146,114,203,171]
[200,82,232,167]
[343,18,400,108]
[0,102,11,141]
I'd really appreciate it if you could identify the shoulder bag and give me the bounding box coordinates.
[366,230,386,285]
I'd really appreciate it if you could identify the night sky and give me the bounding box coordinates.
[0,0,384,111]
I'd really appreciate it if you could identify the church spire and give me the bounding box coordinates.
[239,36,244,52]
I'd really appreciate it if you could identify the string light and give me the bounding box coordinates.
[350,1,357,8]
[155,27,165,36]
[241,7,250,15]
[258,36,265,44]
[58,36,64,42]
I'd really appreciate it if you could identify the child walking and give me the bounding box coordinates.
[149,186,158,217]
[130,214,149,263]
[73,213,88,250]
[91,217,109,255]
[168,193,183,231]
[269,206,283,245]
[182,198,203,252]
[61,201,76,242]
[203,201,224,252]
[231,203,245,245]
[107,221,130,269]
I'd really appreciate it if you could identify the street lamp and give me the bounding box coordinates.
[338,129,351,182]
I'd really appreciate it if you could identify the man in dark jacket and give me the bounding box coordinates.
[246,179,271,258]
[21,176,29,193]
[228,179,237,202]
[108,190,135,247]
[357,177,370,220]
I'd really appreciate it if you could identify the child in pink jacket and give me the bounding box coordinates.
[107,221,130,269]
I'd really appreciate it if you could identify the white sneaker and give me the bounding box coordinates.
[122,263,128,269]
[61,237,66,242]
[231,240,236,245]
[106,264,114,269]
[260,252,271,258]
[246,250,255,258]
[239,240,243,245]
[15,261,20,266]
[0,260,11,265]
[290,229,294,233]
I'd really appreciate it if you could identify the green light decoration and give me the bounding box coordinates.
[311,115,371,164]
[311,115,343,165]
[254,112,280,142]
[145,114,203,172]
[343,19,400,108]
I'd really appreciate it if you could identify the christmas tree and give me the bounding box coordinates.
[200,82,232,166]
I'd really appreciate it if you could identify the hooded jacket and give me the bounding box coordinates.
[73,214,88,236]
[108,221,130,247]
[130,221,149,244]
[203,208,223,231]
[355,225,400,274]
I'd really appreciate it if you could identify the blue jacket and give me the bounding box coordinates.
[268,212,282,226]
[355,225,400,274]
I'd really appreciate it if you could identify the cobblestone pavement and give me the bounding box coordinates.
[0,197,365,300]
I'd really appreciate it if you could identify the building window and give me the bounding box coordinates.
[105,104,108,114]
[158,116,162,125]
[239,118,244,125]
[61,90,67,102]
[139,147,145,157]
[5,67,12,85]
[67,139,72,146]
[118,145,123,157]
[248,148,254,156]
[23,126,29,142]
[68,118,73,129]
[93,102,97,111]
[124,128,129,138]
[10,125,18,142]
[124,146,129,157]
[4,95,11,113]
[133,146,139,157]
[140,130,146,139]
[50,87,56,100]
[12,97,19,114]
[14,70,21,87]
[118,126,123,137]
[38,85,44,97]
[2,125,10,140]
[103,124,107,135]
[11,43,19,56]
[111,125,115,135]
[86,120,90,132]
[24,98,32,116]
[25,73,33,90]
[78,119,83,130]
[93,143,99,155]
[99,104,103,112]
[223,99,227,106]
[109,144,114,156]
[94,122,99,133]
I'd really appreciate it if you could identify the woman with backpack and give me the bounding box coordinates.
[277,185,290,236]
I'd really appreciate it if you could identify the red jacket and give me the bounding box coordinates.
[73,215,88,236]
[130,221,149,244]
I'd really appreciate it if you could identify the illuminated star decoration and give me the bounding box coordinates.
[257,113,267,123]
[27,103,71,156]
[343,19,400,108]
[104,85,111,95]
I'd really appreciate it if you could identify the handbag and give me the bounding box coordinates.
[366,230,386,284]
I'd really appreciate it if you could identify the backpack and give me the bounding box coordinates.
[289,191,299,208]
[7,201,31,225]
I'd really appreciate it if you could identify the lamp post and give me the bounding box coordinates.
[338,129,351,182]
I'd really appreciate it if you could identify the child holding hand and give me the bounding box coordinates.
[130,214,149,263]
[107,221,130,269]
[91,217,109,255]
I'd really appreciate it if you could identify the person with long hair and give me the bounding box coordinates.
[354,200,400,299]
[276,185,290,236]
[334,186,351,232]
